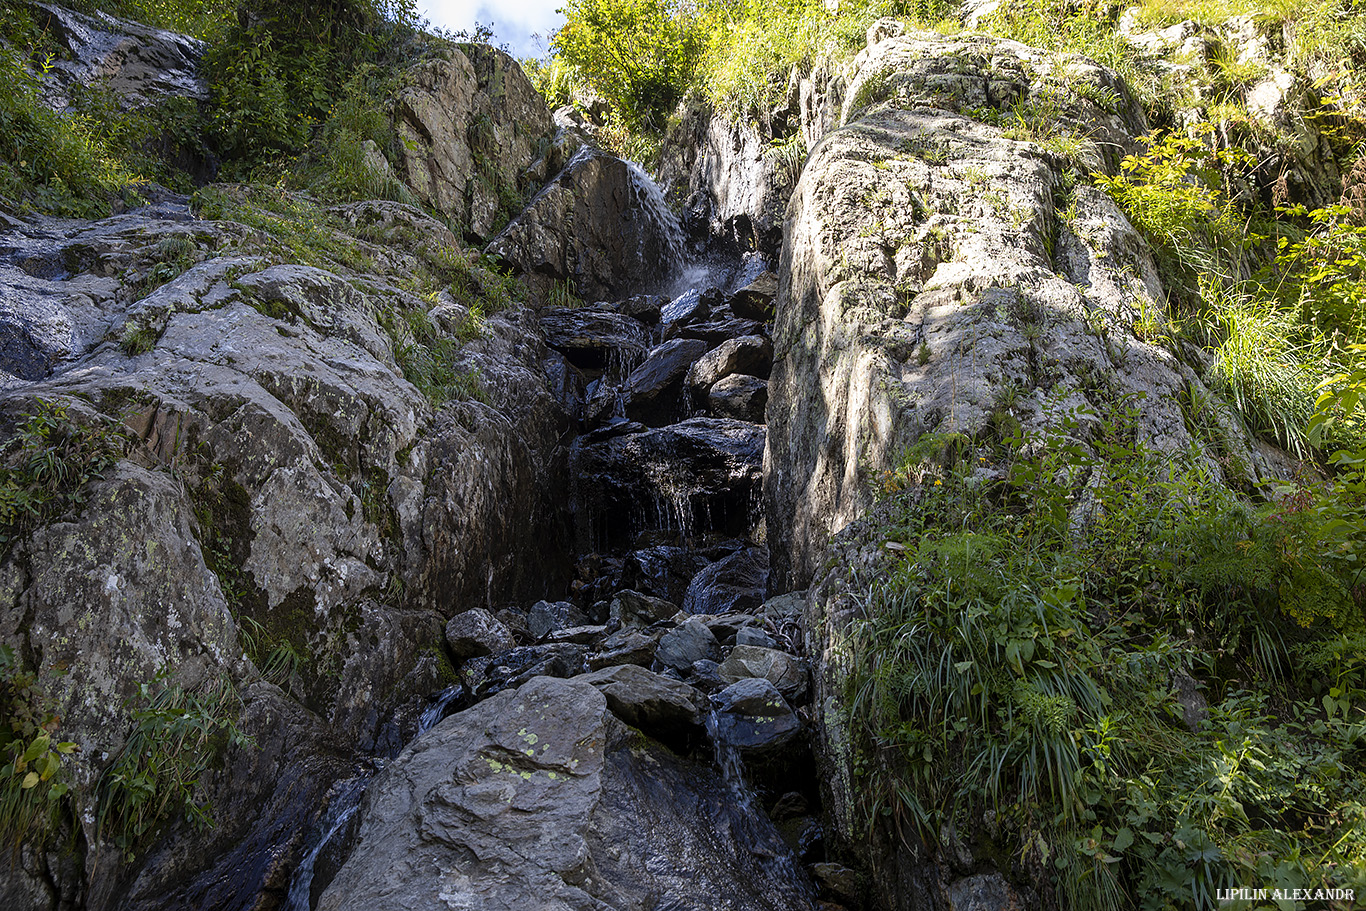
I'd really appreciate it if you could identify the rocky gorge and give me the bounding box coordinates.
[1,1,1363,909]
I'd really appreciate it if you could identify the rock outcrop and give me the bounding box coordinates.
[765,29,1268,590]
[393,44,556,240]
[486,147,687,301]
[0,189,574,907]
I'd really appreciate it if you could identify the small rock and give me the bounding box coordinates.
[812,863,860,904]
[711,677,801,755]
[527,600,588,639]
[708,374,768,422]
[579,664,709,740]
[736,626,777,649]
[717,645,809,702]
[547,624,608,646]
[728,272,778,320]
[655,618,720,672]
[684,548,769,615]
[588,629,659,670]
[443,609,515,659]
[610,590,680,628]
[690,658,726,692]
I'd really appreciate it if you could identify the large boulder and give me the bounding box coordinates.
[486,148,686,302]
[316,676,815,911]
[0,194,576,907]
[393,44,556,240]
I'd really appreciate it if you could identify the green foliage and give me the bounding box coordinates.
[852,397,1366,910]
[96,671,251,860]
[553,0,705,130]
[0,401,126,551]
[378,304,490,405]
[200,0,418,177]
[1093,128,1250,292]
[191,184,376,272]
[0,646,78,848]
[0,45,142,216]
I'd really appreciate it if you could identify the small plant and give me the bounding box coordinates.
[0,645,78,848]
[0,400,125,551]
[119,322,159,356]
[96,671,252,860]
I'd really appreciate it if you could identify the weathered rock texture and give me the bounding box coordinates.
[766,30,1270,590]
[317,676,814,911]
[22,0,207,110]
[393,44,555,240]
[487,148,686,301]
[0,192,573,908]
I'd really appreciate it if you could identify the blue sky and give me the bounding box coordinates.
[416,0,565,59]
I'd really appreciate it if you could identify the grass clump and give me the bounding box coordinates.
[95,671,252,860]
[851,397,1366,910]
[0,400,126,552]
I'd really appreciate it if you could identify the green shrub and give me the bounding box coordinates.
[0,48,142,216]
[553,0,706,130]
[0,400,126,552]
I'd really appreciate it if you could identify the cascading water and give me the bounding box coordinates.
[282,778,369,911]
[624,158,687,282]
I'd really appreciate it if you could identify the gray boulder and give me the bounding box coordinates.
[729,272,779,320]
[683,547,770,616]
[685,335,773,400]
[444,609,516,659]
[316,676,814,911]
[609,589,679,628]
[709,374,768,422]
[579,664,709,739]
[717,645,809,703]
[624,338,710,426]
[656,618,720,672]
[527,600,589,639]
[711,677,802,756]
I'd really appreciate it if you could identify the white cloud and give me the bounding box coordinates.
[417,0,565,58]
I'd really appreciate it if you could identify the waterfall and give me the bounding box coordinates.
[624,159,686,281]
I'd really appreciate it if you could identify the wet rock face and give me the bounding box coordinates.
[25,0,207,110]
[317,676,815,911]
[486,148,685,302]
[766,31,1264,591]
[571,418,765,552]
[393,44,555,241]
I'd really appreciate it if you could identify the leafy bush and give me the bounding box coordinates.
[553,0,706,130]
[0,400,126,552]
[0,46,142,216]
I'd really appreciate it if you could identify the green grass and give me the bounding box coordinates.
[850,397,1366,911]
